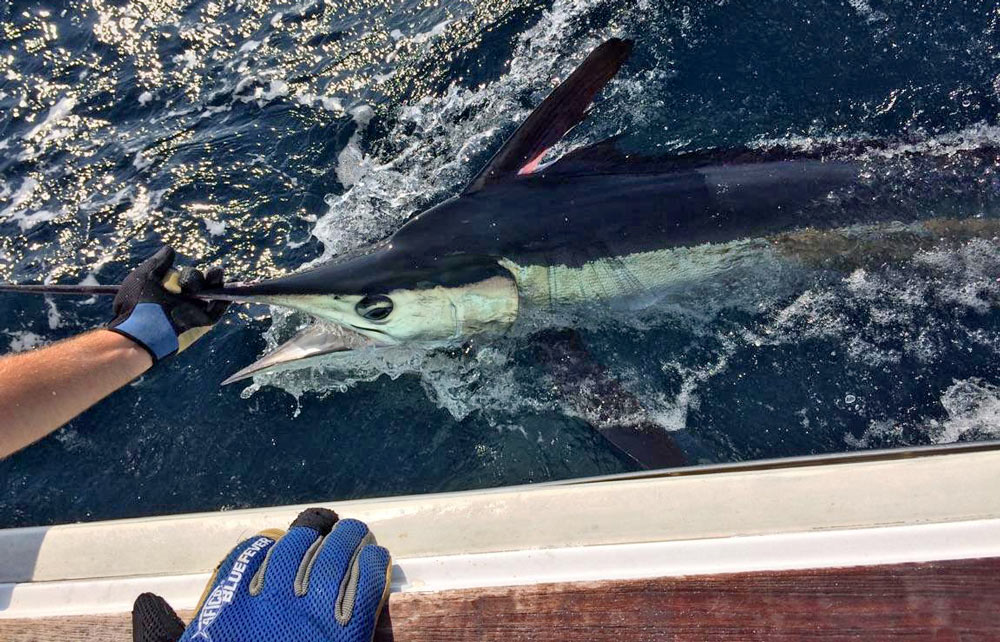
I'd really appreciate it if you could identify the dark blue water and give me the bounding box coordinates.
[1,0,999,528]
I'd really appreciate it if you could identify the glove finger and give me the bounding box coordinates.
[145,246,176,280]
[205,299,231,323]
[204,266,225,288]
[255,508,339,601]
[171,305,214,331]
[187,532,278,638]
[302,519,372,625]
[132,592,185,642]
[178,267,206,294]
[201,267,228,321]
[336,545,391,638]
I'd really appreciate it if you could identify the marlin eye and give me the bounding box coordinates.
[356,295,393,321]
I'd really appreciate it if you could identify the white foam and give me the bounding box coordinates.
[24,96,76,141]
[320,96,344,112]
[46,297,62,329]
[411,20,451,44]
[5,331,46,352]
[138,91,153,106]
[172,49,198,70]
[333,104,377,189]
[198,104,231,119]
[755,123,1000,161]
[847,0,888,23]
[233,77,291,107]
[335,139,367,189]
[260,79,288,102]
[14,209,61,231]
[133,151,152,170]
[123,186,165,222]
[350,104,374,127]
[79,184,131,214]
[650,351,733,432]
[203,218,227,236]
[935,379,1000,443]
[0,177,38,222]
[233,76,256,95]
[849,379,1000,448]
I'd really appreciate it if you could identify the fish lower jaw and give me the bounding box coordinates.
[346,324,400,345]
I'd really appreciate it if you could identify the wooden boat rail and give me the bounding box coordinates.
[2,441,999,639]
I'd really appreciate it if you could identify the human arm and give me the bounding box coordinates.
[0,330,152,458]
[0,247,228,458]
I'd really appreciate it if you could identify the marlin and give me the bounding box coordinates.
[2,38,997,386]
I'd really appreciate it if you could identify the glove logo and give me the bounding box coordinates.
[193,537,273,641]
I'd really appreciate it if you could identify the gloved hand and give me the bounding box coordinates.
[132,508,392,642]
[108,246,229,363]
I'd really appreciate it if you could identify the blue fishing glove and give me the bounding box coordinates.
[131,508,392,642]
[108,246,229,363]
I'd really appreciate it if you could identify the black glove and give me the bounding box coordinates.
[108,246,229,363]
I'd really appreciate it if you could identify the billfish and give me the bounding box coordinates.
[2,38,997,386]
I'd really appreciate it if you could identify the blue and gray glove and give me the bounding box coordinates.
[132,508,392,642]
[108,246,229,363]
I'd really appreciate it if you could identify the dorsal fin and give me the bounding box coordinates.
[463,38,634,194]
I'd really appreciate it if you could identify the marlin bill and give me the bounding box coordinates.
[2,39,998,385]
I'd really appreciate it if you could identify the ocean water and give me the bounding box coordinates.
[1,0,999,528]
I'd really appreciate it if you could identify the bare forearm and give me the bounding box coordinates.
[0,330,152,457]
